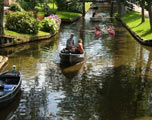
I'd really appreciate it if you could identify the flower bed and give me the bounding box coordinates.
[47,14,61,30]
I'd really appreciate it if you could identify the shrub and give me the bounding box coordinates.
[5,11,39,34]
[55,0,82,13]
[47,14,61,30]
[17,0,37,11]
[40,18,58,35]
[9,2,22,11]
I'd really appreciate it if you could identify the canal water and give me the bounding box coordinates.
[1,3,152,120]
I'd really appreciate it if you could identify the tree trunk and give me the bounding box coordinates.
[0,0,4,36]
[141,0,145,23]
[117,0,122,17]
[147,0,152,31]
[82,0,85,17]
[117,0,126,18]
[110,1,114,18]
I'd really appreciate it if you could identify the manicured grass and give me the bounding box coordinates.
[4,29,50,40]
[35,3,58,11]
[122,11,152,41]
[48,3,58,10]
[56,11,81,20]
[85,2,92,12]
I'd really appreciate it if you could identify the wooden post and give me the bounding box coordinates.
[83,0,85,17]
[0,0,4,36]
[110,0,114,18]
[53,0,54,9]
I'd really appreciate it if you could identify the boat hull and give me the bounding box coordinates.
[59,52,85,64]
[0,71,22,108]
[107,29,115,36]
[90,17,103,22]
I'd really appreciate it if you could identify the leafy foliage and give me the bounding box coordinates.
[9,2,23,11]
[40,18,58,34]
[47,14,61,30]
[55,0,83,13]
[5,11,39,34]
[17,0,37,10]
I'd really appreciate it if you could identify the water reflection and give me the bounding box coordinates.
[0,91,21,120]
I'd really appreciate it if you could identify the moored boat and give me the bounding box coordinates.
[59,52,85,64]
[90,17,103,22]
[0,70,22,108]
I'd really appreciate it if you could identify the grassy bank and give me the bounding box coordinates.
[122,11,152,41]
[4,29,50,40]
[56,11,81,20]
[85,2,92,11]
[37,2,91,20]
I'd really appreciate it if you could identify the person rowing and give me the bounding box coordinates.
[95,25,102,38]
[61,34,75,53]
[107,24,115,36]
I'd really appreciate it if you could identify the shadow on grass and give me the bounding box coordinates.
[122,11,141,24]
[141,30,152,38]
[131,22,143,29]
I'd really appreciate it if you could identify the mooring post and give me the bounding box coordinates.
[110,0,114,18]
[83,0,85,17]
[0,1,4,36]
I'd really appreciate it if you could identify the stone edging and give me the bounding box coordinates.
[116,17,152,46]
[0,56,8,69]
[61,15,82,23]
[0,33,57,48]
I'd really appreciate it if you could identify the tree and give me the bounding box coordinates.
[0,0,4,36]
[145,0,152,31]
[116,0,126,18]
[141,0,145,23]
[137,0,145,23]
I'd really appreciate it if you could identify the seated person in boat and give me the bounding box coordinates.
[61,34,75,53]
[95,25,102,38]
[75,39,84,54]
[92,11,102,18]
[108,24,115,30]
[92,11,98,17]
[107,24,115,36]
[66,34,75,50]
[12,65,17,73]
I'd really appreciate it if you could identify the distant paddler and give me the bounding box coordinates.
[107,24,115,36]
[95,25,102,38]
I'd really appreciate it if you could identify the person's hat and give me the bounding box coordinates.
[12,65,16,68]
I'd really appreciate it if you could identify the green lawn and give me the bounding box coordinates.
[85,2,92,12]
[35,3,58,11]
[36,2,91,20]
[4,29,50,40]
[122,11,152,41]
[48,3,58,10]
[56,11,81,20]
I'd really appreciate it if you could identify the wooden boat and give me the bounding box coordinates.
[60,61,84,79]
[90,17,103,22]
[59,51,85,64]
[0,71,22,108]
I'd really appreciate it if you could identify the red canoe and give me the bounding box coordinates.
[107,28,115,36]
[95,30,102,38]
